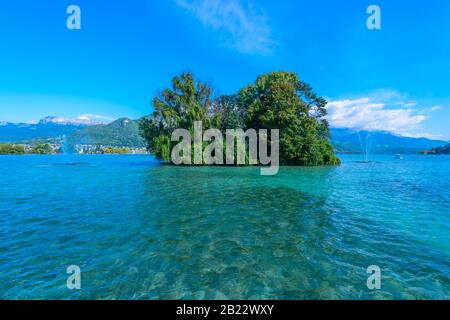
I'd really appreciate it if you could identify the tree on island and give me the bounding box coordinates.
[30,143,54,154]
[139,71,340,166]
[422,144,450,155]
[0,144,26,155]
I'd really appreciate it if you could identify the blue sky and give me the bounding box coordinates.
[0,0,449,139]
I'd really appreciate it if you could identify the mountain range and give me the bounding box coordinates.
[330,128,447,154]
[0,116,447,153]
[68,118,145,148]
[0,117,90,143]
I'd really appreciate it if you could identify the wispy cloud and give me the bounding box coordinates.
[77,114,115,123]
[326,97,431,137]
[395,101,417,108]
[175,0,275,54]
[314,66,327,72]
[429,105,443,112]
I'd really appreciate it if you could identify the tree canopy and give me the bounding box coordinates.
[140,71,340,166]
[0,144,26,155]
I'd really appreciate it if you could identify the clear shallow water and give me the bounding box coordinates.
[0,154,449,300]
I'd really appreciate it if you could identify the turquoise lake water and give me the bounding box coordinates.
[0,154,449,299]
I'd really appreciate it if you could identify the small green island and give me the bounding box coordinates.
[421,144,450,155]
[139,71,340,166]
[0,143,133,155]
[0,143,57,155]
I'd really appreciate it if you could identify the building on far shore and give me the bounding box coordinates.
[74,144,149,155]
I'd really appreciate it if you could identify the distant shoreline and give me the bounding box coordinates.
[0,143,149,156]
[0,152,150,156]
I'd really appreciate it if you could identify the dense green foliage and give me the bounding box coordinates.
[140,71,340,166]
[69,118,145,148]
[30,144,54,154]
[139,73,214,161]
[0,144,26,154]
[240,72,339,165]
[0,143,56,155]
[104,147,130,154]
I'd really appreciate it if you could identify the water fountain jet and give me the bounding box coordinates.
[60,135,71,154]
[356,130,373,163]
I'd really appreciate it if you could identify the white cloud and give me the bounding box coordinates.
[395,101,417,108]
[314,66,327,72]
[39,115,113,126]
[395,132,443,140]
[326,97,429,137]
[77,114,114,123]
[175,0,275,54]
[429,105,443,112]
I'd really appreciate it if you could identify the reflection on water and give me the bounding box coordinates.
[37,162,91,167]
[0,155,448,299]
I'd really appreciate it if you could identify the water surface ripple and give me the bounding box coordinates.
[0,154,448,299]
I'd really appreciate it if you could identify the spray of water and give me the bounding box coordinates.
[60,135,71,154]
[357,131,373,162]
